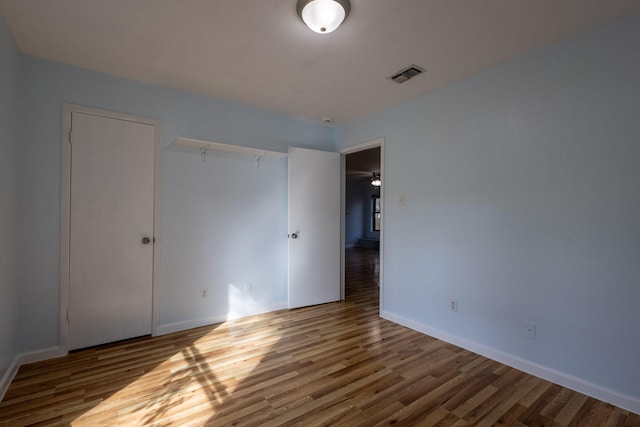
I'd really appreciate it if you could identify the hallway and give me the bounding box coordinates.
[345,247,379,298]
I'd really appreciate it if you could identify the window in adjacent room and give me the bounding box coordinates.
[372,196,381,231]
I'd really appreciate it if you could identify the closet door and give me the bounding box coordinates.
[68,111,155,350]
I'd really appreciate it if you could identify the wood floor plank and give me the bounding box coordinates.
[554,392,589,426]
[0,248,636,426]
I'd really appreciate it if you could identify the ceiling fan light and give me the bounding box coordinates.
[371,173,381,187]
[297,0,350,34]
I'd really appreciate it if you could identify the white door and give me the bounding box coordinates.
[68,112,155,350]
[288,147,341,308]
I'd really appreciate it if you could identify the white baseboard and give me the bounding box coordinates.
[156,302,288,336]
[0,356,20,401]
[0,346,67,402]
[18,346,67,365]
[381,310,640,415]
[156,314,228,336]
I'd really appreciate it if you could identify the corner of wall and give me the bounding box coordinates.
[0,12,23,397]
[0,356,20,401]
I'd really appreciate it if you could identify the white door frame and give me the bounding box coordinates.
[60,103,162,352]
[340,138,384,308]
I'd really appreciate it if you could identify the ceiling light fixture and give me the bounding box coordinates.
[371,173,381,187]
[297,0,351,34]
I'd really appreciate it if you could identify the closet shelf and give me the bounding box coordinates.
[174,137,288,159]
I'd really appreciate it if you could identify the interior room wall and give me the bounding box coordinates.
[18,55,334,352]
[345,177,368,246]
[337,13,640,406]
[160,150,289,332]
[345,179,380,248]
[0,16,21,381]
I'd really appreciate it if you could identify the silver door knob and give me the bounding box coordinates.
[142,237,151,245]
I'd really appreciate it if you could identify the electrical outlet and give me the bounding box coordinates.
[450,299,458,312]
[524,322,536,339]
[201,287,208,299]
[245,282,252,295]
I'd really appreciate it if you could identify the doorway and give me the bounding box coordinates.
[60,104,162,351]
[342,140,383,306]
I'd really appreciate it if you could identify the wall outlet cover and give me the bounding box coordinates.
[524,322,536,339]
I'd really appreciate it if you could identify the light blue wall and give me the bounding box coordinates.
[345,178,381,246]
[18,56,334,351]
[345,178,368,246]
[161,151,289,327]
[338,13,640,400]
[0,17,21,378]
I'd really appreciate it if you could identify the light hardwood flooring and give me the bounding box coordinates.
[0,248,638,426]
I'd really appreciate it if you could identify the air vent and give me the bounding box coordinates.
[387,64,426,84]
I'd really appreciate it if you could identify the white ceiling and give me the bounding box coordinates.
[1,1,639,123]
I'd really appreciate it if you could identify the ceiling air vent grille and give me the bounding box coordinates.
[387,64,426,84]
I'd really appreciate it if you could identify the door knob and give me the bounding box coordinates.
[142,237,151,245]
[290,233,298,239]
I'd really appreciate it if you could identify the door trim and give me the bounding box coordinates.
[60,104,162,352]
[340,138,384,307]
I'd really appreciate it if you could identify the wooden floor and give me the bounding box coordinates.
[1,248,637,426]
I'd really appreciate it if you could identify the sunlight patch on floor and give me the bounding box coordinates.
[70,318,282,426]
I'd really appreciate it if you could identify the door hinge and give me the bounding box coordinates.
[66,308,70,322]
[68,130,72,144]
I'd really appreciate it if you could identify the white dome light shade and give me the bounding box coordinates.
[297,0,351,34]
